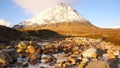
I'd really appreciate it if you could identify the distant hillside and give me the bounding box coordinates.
[0,25,22,42]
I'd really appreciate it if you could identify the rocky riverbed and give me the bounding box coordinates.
[0,37,120,68]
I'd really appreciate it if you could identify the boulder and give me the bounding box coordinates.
[6,49,17,61]
[82,58,89,63]
[29,47,42,64]
[16,41,29,53]
[0,49,17,64]
[86,60,110,68]
[82,48,97,58]
[113,50,120,56]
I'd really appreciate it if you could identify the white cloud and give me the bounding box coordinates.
[0,19,11,27]
[13,0,75,16]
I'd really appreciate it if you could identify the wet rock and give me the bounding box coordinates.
[106,50,116,59]
[100,54,109,62]
[26,45,36,55]
[16,41,29,53]
[43,55,57,63]
[113,50,120,56]
[82,48,97,58]
[62,61,71,68]
[29,53,42,64]
[109,54,115,59]
[44,44,53,49]
[0,43,6,50]
[76,55,82,61]
[57,61,63,67]
[67,57,76,65]
[43,44,58,54]
[17,56,28,63]
[0,49,17,64]
[6,49,17,62]
[100,58,108,63]
[57,61,71,68]
[5,46,12,49]
[86,60,110,68]
[29,47,42,64]
[16,41,43,64]
[0,51,12,64]
[81,58,89,63]
[72,50,80,56]
[77,63,84,68]
[41,54,49,63]
[54,53,67,62]
[49,62,56,66]
[108,57,120,68]
[43,48,56,54]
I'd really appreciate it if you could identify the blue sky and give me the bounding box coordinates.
[0,0,120,28]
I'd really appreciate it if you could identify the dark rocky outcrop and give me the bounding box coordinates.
[0,25,22,42]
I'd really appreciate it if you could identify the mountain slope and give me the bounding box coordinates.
[14,3,99,36]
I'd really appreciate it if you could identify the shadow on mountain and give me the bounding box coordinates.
[0,25,22,43]
[0,25,67,42]
[22,29,67,40]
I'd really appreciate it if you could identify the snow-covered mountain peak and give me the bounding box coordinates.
[20,3,88,26]
[57,2,68,6]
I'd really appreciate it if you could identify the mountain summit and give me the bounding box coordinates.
[18,3,89,26]
[15,3,98,36]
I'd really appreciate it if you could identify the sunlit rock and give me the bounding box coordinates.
[16,41,29,53]
[82,48,97,58]
[86,60,110,68]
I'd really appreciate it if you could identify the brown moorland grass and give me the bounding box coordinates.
[15,22,120,45]
[84,28,120,45]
